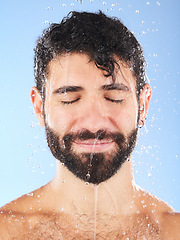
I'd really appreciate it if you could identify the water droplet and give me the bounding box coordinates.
[86,173,90,180]
[27,193,33,197]
[157,2,160,6]
[62,179,65,183]
[62,140,66,149]
[151,165,154,170]
[135,10,139,14]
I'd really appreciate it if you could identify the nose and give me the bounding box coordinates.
[75,98,111,133]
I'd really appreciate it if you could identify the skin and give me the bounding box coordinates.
[0,53,179,239]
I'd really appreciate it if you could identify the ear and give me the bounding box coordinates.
[138,83,152,127]
[30,87,45,127]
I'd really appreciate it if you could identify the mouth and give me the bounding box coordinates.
[72,139,114,152]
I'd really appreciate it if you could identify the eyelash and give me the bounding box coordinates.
[61,97,124,105]
[61,98,81,105]
[105,97,124,103]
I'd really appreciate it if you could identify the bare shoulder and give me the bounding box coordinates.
[160,212,180,239]
[137,188,180,239]
[0,183,50,214]
[0,207,53,240]
[0,186,49,239]
[0,191,65,240]
[0,207,29,239]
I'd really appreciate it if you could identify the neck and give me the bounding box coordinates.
[49,158,139,217]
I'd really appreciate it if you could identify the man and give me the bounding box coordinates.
[0,11,179,239]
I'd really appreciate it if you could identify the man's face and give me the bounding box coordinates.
[43,53,139,184]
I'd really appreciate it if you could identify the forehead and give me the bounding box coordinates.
[46,53,136,91]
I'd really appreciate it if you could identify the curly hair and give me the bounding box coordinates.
[34,11,146,99]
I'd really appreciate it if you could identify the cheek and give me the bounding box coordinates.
[44,103,77,135]
[111,103,138,133]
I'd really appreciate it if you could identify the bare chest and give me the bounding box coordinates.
[21,228,161,240]
[19,217,161,240]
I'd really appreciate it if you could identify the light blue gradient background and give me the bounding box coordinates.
[0,0,179,211]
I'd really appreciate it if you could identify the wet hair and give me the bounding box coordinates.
[34,11,146,99]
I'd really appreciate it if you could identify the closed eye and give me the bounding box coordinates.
[61,98,81,105]
[105,97,124,103]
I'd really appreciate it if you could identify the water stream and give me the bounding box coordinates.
[94,185,98,240]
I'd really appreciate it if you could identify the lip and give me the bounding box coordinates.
[72,139,114,152]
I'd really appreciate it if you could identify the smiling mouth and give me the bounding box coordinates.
[72,139,114,152]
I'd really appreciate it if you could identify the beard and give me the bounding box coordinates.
[45,123,138,185]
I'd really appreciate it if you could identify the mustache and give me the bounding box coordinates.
[63,129,126,143]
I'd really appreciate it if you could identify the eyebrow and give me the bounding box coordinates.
[52,83,130,95]
[53,86,84,94]
[101,83,130,91]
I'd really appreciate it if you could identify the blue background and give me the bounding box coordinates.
[0,0,179,211]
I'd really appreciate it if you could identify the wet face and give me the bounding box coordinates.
[42,54,140,184]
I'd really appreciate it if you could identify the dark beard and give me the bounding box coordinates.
[45,124,138,185]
